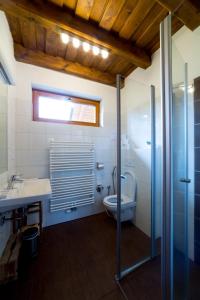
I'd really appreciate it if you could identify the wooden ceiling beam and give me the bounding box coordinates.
[0,0,151,69]
[75,0,95,20]
[14,43,119,86]
[156,0,200,30]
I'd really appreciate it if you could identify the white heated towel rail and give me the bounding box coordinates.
[49,141,95,212]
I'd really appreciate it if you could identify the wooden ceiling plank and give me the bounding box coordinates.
[109,57,130,75]
[19,19,37,50]
[56,33,68,58]
[119,0,155,39]
[156,0,200,30]
[89,0,109,23]
[81,51,96,67]
[172,17,183,35]
[106,56,123,73]
[75,0,95,20]
[90,55,102,69]
[124,64,136,77]
[76,47,87,64]
[63,0,77,10]
[112,0,138,33]
[146,17,183,54]
[135,8,168,47]
[65,43,79,62]
[48,0,64,7]
[45,30,58,56]
[132,3,167,42]
[190,0,200,10]
[155,0,180,11]
[6,14,22,44]
[99,0,126,31]
[0,0,151,68]
[120,61,133,75]
[14,43,118,86]
[97,54,116,72]
[145,32,160,53]
[35,24,46,52]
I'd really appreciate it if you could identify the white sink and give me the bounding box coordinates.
[0,178,52,210]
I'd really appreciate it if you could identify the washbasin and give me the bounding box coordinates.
[0,178,51,210]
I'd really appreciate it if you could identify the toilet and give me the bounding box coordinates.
[103,170,137,222]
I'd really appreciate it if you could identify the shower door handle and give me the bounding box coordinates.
[179,178,191,183]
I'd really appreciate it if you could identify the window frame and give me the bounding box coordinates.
[32,89,100,127]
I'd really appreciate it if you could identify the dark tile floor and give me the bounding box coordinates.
[1,213,162,300]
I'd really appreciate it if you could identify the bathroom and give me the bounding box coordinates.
[0,1,200,299]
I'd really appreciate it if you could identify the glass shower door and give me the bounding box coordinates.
[161,14,196,300]
[116,75,160,288]
[171,18,198,300]
[120,79,152,273]
[172,50,189,299]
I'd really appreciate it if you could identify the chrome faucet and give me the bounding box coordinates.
[120,174,127,180]
[7,174,23,189]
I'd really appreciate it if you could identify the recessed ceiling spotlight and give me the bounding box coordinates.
[60,33,69,44]
[92,46,100,56]
[101,49,109,59]
[72,37,81,48]
[82,42,90,52]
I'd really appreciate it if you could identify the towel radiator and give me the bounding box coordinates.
[49,141,95,212]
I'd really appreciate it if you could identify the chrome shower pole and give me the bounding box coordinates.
[150,84,157,259]
[160,14,173,300]
[116,74,122,281]
[183,62,189,299]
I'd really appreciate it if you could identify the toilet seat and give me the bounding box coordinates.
[103,194,136,209]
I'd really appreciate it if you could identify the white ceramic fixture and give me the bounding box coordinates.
[0,178,51,210]
[103,170,137,222]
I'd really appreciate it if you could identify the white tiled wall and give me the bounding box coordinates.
[15,62,116,226]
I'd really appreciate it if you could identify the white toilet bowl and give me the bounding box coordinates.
[103,170,137,222]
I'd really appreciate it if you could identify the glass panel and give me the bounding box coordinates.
[171,15,190,299]
[119,78,161,274]
[171,19,200,300]
[0,81,8,174]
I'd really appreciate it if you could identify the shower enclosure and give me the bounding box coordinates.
[116,12,200,300]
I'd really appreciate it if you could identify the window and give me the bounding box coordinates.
[32,89,100,127]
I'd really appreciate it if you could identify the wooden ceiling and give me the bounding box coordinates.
[0,0,200,86]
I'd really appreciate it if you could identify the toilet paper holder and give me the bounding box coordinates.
[96,162,104,170]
